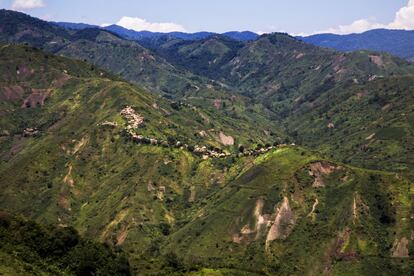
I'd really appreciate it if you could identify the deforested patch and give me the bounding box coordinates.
[369,55,384,67]
[1,85,25,101]
[116,227,129,246]
[22,88,49,108]
[352,192,369,224]
[58,194,71,211]
[101,209,129,241]
[324,228,358,273]
[391,237,409,258]
[308,161,338,187]
[51,73,71,88]
[16,63,34,77]
[266,197,295,246]
[232,197,272,244]
[219,131,234,146]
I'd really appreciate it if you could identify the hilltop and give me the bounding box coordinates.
[300,29,414,63]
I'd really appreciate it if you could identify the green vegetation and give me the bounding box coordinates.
[0,9,413,275]
[0,211,130,275]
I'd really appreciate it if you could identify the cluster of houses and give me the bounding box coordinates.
[113,106,288,160]
[23,127,39,137]
[120,106,144,129]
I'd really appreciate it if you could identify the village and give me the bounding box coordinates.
[105,106,291,160]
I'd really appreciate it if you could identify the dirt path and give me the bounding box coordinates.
[307,198,319,217]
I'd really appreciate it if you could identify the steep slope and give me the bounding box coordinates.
[0,43,412,275]
[147,147,414,274]
[145,32,414,172]
[0,10,282,134]
[284,74,414,174]
[153,32,413,97]
[0,9,70,51]
[140,35,244,79]
[0,211,131,275]
[56,28,198,96]
[0,43,284,272]
[0,9,201,97]
[300,29,414,62]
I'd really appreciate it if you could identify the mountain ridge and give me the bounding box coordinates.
[54,21,260,42]
[300,28,414,62]
[0,9,414,275]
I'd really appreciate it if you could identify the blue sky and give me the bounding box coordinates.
[2,0,414,35]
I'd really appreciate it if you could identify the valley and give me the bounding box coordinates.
[0,7,413,275]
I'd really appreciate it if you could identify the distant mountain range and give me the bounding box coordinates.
[299,29,414,62]
[56,22,414,62]
[54,21,260,41]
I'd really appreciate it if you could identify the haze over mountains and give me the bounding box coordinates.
[0,8,413,275]
[300,29,414,63]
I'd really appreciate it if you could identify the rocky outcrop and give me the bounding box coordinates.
[307,198,319,219]
[63,164,74,187]
[233,198,272,244]
[352,192,369,224]
[308,162,338,187]
[266,197,295,244]
[219,132,234,146]
[391,237,409,258]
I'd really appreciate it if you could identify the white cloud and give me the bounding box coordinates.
[321,19,386,35]
[115,16,186,32]
[311,0,414,35]
[388,0,414,29]
[11,0,44,10]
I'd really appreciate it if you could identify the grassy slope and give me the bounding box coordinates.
[0,44,283,274]
[157,147,413,275]
[0,11,413,275]
[0,9,209,98]
[3,10,414,174]
[0,211,130,275]
[285,75,414,175]
[0,45,412,275]
[144,32,414,173]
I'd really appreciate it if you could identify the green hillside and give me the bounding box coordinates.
[0,44,412,275]
[2,10,414,174]
[0,211,130,275]
[0,43,280,273]
[143,32,414,173]
[285,75,414,175]
[0,9,206,98]
[159,146,413,275]
[0,9,414,275]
